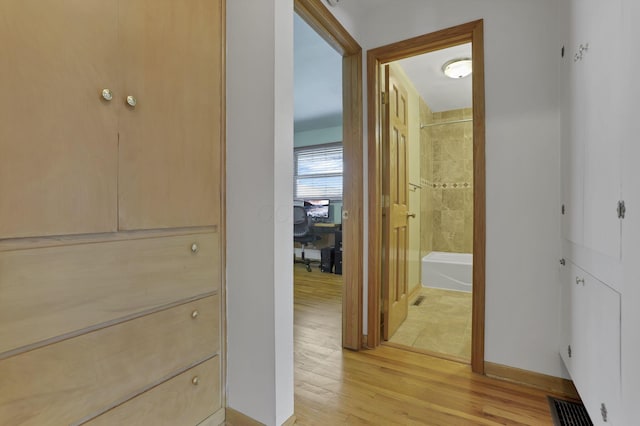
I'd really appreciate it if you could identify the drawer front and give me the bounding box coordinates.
[0,232,219,355]
[85,356,221,426]
[0,296,219,426]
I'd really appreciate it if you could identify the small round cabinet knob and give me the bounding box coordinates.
[191,243,199,253]
[191,310,199,319]
[126,95,137,107]
[192,376,199,386]
[102,89,113,101]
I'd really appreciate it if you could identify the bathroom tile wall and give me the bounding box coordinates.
[419,98,433,259]
[421,107,473,254]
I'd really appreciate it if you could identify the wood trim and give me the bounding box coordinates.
[366,48,383,348]
[366,20,486,374]
[366,20,481,63]
[225,408,264,426]
[341,51,364,350]
[197,408,225,426]
[294,0,364,351]
[294,0,359,55]
[470,20,486,375]
[223,411,295,426]
[281,415,297,426]
[484,362,580,400]
[218,0,228,412]
[383,341,469,365]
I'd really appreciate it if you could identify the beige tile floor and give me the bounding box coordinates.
[388,286,472,361]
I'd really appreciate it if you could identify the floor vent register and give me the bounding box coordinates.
[548,396,593,426]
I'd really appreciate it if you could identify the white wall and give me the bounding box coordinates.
[294,125,342,147]
[621,0,640,423]
[330,0,565,378]
[226,0,294,424]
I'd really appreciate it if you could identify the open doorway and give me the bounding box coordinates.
[383,45,474,363]
[293,0,363,350]
[367,20,486,373]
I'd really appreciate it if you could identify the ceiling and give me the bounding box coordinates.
[294,14,472,132]
[395,43,472,113]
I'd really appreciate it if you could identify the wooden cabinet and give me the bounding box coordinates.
[0,0,119,239]
[560,262,621,425]
[0,297,220,425]
[0,232,220,355]
[118,0,222,230]
[0,0,221,239]
[86,357,221,426]
[0,0,225,424]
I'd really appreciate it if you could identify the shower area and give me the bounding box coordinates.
[387,48,474,362]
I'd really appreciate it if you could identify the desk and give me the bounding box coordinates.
[311,223,340,247]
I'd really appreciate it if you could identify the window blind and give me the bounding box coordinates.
[294,143,343,199]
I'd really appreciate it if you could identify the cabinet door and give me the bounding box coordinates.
[567,0,623,259]
[0,0,118,239]
[558,262,573,373]
[567,263,621,425]
[118,0,222,231]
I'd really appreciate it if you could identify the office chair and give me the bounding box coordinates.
[293,205,320,272]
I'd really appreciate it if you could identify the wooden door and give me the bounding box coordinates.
[0,0,119,239]
[118,0,222,231]
[382,64,410,340]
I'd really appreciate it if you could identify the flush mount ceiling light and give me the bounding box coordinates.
[442,58,472,79]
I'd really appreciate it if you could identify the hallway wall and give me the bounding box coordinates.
[329,0,564,378]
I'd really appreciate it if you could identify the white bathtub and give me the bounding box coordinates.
[421,251,473,292]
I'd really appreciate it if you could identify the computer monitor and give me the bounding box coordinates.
[304,199,330,220]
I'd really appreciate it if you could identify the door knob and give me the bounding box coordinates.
[101,89,113,101]
[126,95,137,107]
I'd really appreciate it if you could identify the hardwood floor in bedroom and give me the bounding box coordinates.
[293,264,557,425]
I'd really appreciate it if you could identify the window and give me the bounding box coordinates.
[294,143,343,199]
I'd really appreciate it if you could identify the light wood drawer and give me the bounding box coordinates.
[0,296,219,426]
[0,232,219,355]
[84,356,221,426]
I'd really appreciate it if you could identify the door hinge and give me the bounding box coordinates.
[617,200,626,219]
[568,345,572,358]
[381,92,388,105]
[561,204,565,215]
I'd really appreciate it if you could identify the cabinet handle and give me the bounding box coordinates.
[101,89,113,101]
[191,243,199,253]
[406,212,416,218]
[601,403,607,422]
[126,95,137,107]
[192,376,199,386]
[191,310,199,319]
[575,277,585,286]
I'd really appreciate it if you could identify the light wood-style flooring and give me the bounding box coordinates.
[293,264,556,425]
